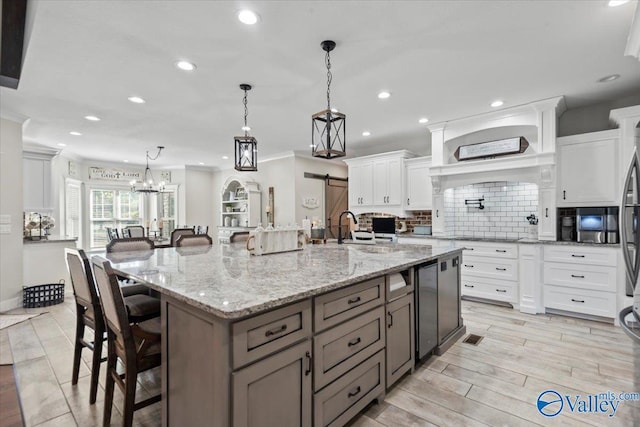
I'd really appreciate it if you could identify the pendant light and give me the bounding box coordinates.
[130,146,165,193]
[234,84,258,171]
[311,40,346,159]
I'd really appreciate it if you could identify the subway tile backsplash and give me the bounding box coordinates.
[444,181,538,240]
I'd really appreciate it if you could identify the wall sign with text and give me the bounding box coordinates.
[454,136,529,161]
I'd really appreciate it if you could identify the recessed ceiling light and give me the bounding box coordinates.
[418,118,429,124]
[238,10,259,25]
[84,115,100,121]
[128,96,146,104]
[199,162,204,165]
[123,160,129,163]
[57,143,66,147]
[491,100,504,108]
[377,91,391,99]
[362,131,371,136]
[176,61,196,71]
[608,0,630,6]
[598,74,620,83]
[222,155,229,160]
[69,131,82,136]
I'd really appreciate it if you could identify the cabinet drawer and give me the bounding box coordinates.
[544,262,617,292]
[461,276,517,303]
[314,350,385,427]
[314,306,385,391]
[543,245,617,267]
[232,300,312,369]
[544,285,617,318]
[314,277,385,332]
[457,241,517,259]
[461,256,518,281]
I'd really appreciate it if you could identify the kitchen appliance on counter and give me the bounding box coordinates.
[576,207,619,243]
[372,217,396,239]
[415,254,462,361]
[413,225,432,235]
[560,216,575,241]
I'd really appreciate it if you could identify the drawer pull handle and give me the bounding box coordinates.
[571,298,585,303]
[496,249,507,253]
[265,324,287,337]
[571,274,585,279]
[464,284,474,288]
[496,267,507,271]
[304,351,311,376]
[571,255,585,258]
[467,248,474,251]
[496,289,507,293]
[464,264,474,268]
[347,296,361,305]
[348,386,361,398]
[348,337,362,347]
[387,311,393,328]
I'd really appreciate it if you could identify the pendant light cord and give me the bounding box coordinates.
[243,89,249,136]
[326,50,332,112]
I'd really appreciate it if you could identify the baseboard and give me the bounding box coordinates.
[0,297,21,313]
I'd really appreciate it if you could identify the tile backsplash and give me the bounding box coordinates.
[444,181,538,240]
[357,211,431,233]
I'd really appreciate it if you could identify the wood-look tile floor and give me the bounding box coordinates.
[2,296,639,426]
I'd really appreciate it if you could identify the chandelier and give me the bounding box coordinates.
[130,146,165,193]
[311,40,346,159]
[234,83,258,171]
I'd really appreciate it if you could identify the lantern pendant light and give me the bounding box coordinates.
[311,40,346,159]
[234,83,258,171]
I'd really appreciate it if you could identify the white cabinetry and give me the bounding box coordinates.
[404,157,432,210]
[218,177,260,243]
[557,130,619,206]
[23,149,56,211]
[344,151,415,217]
[457,241,519,305]
[543,245,617,318]
[431,195,445,237]
[538,188,556,240]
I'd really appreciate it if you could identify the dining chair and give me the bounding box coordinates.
[170,228,195,246]
[64,248,161,405]
[106,227,120,241]
[106,237,155,253]
[175,234,213,247]
[92,256,161,427]
[196,225,209,235]
[124,225,145,238]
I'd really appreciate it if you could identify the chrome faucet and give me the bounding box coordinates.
[338,210,358,244]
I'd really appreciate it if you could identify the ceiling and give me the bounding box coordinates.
[1,0,639,169]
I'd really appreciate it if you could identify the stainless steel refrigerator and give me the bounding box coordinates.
[619,147,640,343]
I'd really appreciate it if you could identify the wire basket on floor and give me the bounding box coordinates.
[23,280,65,308]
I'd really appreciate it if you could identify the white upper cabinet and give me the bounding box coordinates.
[23,148,57,212]
[404,157,432,210]
[348,161,373,207]
[344,151,415,216]
[557,130,619,206]
[431,194,445,236]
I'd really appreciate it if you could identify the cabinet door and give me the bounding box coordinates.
[23,157,52,211]
[406,162,432,210]
[233,340,312,427]
[349,162,373,207]
[386,157,403,206]
[558,137,618,205]
[385,293,414,388]
[372,159,388,205]
[538,188,556,241]
[431,195,445,236]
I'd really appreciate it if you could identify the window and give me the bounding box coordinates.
[158,190,177,239]
[89,189,141,248]
[65,180,81,240]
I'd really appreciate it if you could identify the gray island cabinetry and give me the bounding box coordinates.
[106,242,463,427]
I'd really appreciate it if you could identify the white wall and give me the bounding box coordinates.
[0,118,24,310]
[185,167,215,228]
[558,91,640,136]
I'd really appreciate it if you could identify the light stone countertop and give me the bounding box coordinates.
[23,236,78,244]
[102,242,461,320]
[399,234,620,247]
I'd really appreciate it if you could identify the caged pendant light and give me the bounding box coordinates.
[130,146,165,193]
[234,84,258,171]
[311,40,346,159]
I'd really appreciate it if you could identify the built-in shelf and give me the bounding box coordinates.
[222,199,248,204]
[222,212,246,215]
[219,177,261,243]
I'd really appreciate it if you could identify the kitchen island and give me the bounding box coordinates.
[106,242,464,427]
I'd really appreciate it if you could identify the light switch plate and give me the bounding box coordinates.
[0,214,10,224]
[0,224,11,234]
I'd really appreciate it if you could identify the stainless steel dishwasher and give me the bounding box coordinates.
[415,254,460,362]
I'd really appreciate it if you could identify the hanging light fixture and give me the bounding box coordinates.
[312,40,346,159]
[130,146,165,193]
[234,83,258,171]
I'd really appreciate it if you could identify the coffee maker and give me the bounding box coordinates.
[560,216,575,241]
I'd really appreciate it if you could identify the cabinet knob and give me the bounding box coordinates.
[407,198,410,205]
